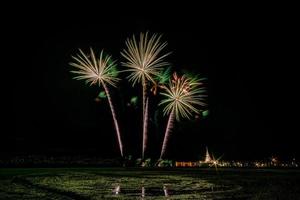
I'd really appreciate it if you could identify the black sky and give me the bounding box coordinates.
[5,5,299,160]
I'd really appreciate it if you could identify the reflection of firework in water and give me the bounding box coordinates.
[141,186,145,197]
[159,73,207,159]
[163,184,169,197]
[113,184,120,195]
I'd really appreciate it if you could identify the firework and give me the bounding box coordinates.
[70,48,124,157]
[70,48,119,87]
[159,72,206,121]
[121,32,170,159]
[121,32,170,86]
[159,73,207,159]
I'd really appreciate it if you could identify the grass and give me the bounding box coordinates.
[0,168,299,199]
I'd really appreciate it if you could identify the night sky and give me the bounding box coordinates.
[6,6,298,161]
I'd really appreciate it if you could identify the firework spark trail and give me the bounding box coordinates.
[102,82,123,157]
[143,98,149,158]
[142,77,147,159]
[160,109,175,159]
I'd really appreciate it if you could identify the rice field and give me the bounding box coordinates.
[0,168,299,199]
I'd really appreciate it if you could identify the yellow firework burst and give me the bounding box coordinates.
[70,48,120,87]
[121,32,171,86]
[159,73,207,121]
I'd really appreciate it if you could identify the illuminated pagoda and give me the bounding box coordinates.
[204,146,212,163]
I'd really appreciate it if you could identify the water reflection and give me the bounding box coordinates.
[112,184,120,195]
[163,184,169,197]
[112,182,172,198]
[141,186,145,197]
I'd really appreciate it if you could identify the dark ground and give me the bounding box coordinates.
[0,168,299,199]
